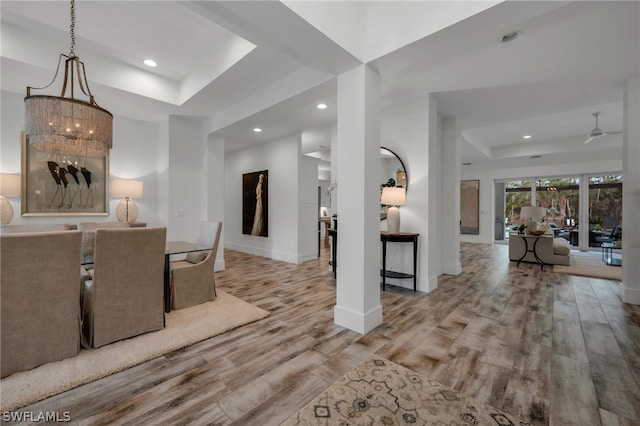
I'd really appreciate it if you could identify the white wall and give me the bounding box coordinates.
[225,134,306,263]
[207,136,227,271]
[299,155,320,262]
[1,90,163,227]
[380,98,434,291]
[621,75,640,304]
[166,116,207,241]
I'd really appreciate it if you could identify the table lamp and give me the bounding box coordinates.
[381,187,406,234]
[0,173,21,225]
[111,178,143,223]
[520,206,546,221]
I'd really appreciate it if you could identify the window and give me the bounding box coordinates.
[588,175,623,247]
[535,177,580,229]
[505,180,531,227]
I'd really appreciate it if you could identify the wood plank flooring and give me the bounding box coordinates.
[12,243,640,425]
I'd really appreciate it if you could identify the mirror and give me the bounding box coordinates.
[380,147,407,220]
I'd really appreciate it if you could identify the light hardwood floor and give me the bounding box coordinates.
[16,243,640,425]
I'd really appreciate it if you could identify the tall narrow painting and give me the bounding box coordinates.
[243,170,268,237]
[460,179,480,234]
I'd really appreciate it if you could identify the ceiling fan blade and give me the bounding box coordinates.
[583,136,596,144]
[606,130,623,135]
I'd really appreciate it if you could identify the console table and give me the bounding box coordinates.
[327,230,419,291]
[514,233,548,270]
[328,228,337,278]
[380,232,419,291]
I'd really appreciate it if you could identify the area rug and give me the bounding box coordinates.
[0,290,269,412]
[282,355,530,426]
[554,250,621,281]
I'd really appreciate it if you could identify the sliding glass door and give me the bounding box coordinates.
[588,175,623,247]
[505,180,531,236]
[498,173,622,250]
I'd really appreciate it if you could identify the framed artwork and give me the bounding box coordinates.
[242,170,268,237]
[21,133,109,216]
[460,179,479,235]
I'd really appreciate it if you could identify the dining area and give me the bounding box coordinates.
[0,220,222,379]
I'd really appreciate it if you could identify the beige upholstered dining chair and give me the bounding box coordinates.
[1,231,83,378]
[81,226,166,348]
[0,223,76,233]
[77,221,146,264]
[170,221,222,310]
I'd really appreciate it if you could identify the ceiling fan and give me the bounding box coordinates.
[583,112,622,144]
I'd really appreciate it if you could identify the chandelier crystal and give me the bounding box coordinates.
[24,0,112,157]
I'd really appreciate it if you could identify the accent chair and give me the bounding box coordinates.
[170,221,222,310]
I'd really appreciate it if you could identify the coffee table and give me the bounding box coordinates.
[601,242,622,266]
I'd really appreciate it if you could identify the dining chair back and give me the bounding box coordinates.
[170,221,222,310]
[1,231,82,377]
[81,226,166,348]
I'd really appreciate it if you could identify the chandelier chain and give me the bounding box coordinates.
[69,0,76,57]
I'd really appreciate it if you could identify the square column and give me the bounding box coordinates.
[440,117,462,275]
[622,75,640,304]
[334,64,383,334]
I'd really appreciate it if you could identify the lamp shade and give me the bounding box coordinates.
[520,206,546,221]
[111,178,143,199]
[0,173,21,197]
[381,187,406,206]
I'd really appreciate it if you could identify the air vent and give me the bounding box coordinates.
[462,162,472,166]
[531,155,541,159]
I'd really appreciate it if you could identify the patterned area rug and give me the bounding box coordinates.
[282,355,530,426]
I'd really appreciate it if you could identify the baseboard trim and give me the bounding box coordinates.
[334,304,383,335]
[442,261,462,276]
[225,242,298,264]
[621,283,640,305]
[214,259,225,272]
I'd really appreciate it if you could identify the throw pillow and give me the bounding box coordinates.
[185,251,208,264]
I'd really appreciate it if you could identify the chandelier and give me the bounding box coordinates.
[24,0,112,157]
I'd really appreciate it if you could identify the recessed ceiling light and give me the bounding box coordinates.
[143,59,157,67]
[317,103,327,110]
[501,30,522,43]
[253,127,262,133]
[523,135,532,139]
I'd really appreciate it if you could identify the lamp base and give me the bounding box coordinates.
[115,198,138,223]
[386,206,400,234]
[0,195,14,225]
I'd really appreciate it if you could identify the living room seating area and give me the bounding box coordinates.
[508,223,572,266]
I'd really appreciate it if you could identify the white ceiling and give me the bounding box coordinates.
[2,1,638,165]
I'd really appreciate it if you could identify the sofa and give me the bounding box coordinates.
[509,229,571,266]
